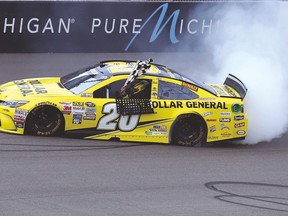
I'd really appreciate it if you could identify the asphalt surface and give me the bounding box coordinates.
[0,54,288,216]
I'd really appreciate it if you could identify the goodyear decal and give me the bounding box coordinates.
[35,101,57,107]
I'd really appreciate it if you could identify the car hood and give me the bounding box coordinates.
[0,77,73,99]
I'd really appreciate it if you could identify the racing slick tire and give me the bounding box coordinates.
[25,105,64,136]
[171,114,207,147]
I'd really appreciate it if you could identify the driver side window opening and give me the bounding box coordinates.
[158,80,199,100]
[93,79,152,99]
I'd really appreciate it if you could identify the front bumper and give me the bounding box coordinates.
[0,112,23,134]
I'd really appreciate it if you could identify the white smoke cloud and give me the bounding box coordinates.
[198,2,288,144]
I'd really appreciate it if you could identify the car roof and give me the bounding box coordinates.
[97,60,217,96]
[99,60,192,82]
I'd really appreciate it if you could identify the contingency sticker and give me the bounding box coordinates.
[14,109,28,128]
[59,102,72,115]
[72,102,85,114]
[72,114,82,124]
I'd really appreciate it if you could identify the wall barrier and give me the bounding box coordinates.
[0,1,263,52]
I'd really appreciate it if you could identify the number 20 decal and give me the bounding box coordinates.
[97,103,140,132]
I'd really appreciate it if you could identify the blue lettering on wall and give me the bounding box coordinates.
[125,3,180,51]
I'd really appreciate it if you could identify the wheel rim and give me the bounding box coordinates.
[173,117,205,146]
[33,109,58,131]
[27,106,63,135]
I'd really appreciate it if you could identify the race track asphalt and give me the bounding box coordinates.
[0,54,288,216]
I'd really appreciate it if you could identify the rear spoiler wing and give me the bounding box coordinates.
[224,74,248,99]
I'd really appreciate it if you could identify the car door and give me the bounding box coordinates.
[84,77,156,141]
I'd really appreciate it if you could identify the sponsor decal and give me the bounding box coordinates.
[15,109,28,116]
[85,107,96,114]
[236,130,246,135]
[210,85,228,96]
[149,131,167,135]
[83,114,96,120]
[203,112,213,117]
[149,125,167,132]
[81,93,93,98]
[221,132,232,137]
[151,101,228,109]
[35,101,57,107]
[85,102,95,107]
[152,101,183,109]
[207,119,217,122]
[59,102,72,114]
[182,82,198,92]
[221,124,230,130]
[73,102,84,106]
[220,112,231,116]
[232,103,243,114]
[14,109,28,128]
[146,125,167,135]
[220,118,231,122]
[235,122,245,128]
[208,136,219,140]
[72,114,82,124]
[151,92,157,97]
[234,115,244,121]
[223,85,237,97]
[83,105,97,120]
[210,125,216,132]
[72,102,85,113]
[186,101,227,109]
[14,79,48,96]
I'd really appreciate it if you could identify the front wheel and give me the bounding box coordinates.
[25,105,64,136]
[171,115,206,147]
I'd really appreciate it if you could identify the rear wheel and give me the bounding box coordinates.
[172,114,206,147]
[25,105,64,136]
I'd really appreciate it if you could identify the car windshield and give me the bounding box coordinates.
[60,65,109,94]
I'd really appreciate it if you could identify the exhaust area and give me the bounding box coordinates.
[183,2,288,144]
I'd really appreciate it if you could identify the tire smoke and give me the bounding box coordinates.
[196,2,288,144]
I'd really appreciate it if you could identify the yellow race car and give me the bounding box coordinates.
[0,59,248,146]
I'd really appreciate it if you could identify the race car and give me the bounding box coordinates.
[0,59,248,146]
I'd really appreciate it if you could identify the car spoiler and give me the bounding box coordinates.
[224,74,248,99]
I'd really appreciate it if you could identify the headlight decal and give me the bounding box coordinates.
[0,100,29,108]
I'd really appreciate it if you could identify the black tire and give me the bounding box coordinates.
[25,105,64,136]
[171,114,206,147]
